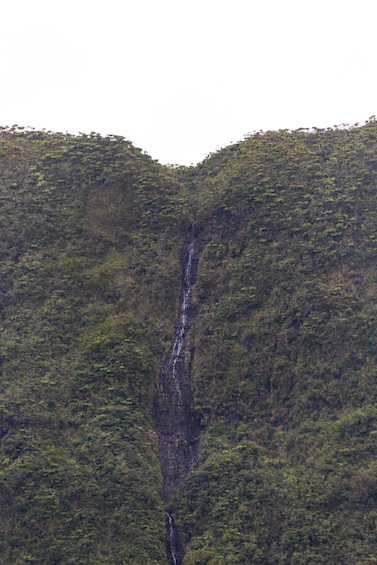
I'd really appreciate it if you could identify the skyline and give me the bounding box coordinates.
[1,0,376,165]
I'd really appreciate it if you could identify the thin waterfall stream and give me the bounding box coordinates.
[154,224,202,565]
[166,512,179,565]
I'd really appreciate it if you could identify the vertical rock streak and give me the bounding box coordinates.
[155,226,201,565]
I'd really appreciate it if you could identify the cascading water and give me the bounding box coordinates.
[154,224,202,565]
[169,241,194,394]
[166,512,178,565]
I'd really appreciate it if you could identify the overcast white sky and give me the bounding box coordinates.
[1,0,376,165]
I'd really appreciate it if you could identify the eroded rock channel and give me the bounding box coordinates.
[154,224,202,565]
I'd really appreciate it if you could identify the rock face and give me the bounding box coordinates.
[155,224,202,502]
[154,224,203,564]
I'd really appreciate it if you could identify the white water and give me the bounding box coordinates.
[160,229,199,565]
[187,445,196,470]
[166,512,178,565]
[169,243,195,394]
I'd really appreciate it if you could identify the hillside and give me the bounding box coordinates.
[1,122,377,564]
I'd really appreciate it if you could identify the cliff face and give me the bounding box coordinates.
[155,228,202,504]
[1,123,377,564]
[154,227,203,564]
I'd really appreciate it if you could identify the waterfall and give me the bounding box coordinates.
[166,513,178,565]
[154,224,202,565]
[169,242,195,394]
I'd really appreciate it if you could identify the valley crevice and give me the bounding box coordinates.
[154,224,202,564]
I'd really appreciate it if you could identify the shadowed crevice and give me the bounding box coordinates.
[154,223,203,564]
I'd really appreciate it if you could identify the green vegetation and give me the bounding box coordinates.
[0,127,188,563]
[1,122,377,563]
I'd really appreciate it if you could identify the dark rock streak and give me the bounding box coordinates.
[154,224,202,564]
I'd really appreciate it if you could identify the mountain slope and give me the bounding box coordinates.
[1,122,377,564]
[0,127,190,563]
[174,122,377,564]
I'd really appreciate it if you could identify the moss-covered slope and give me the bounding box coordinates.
[1,122,377,564]
[175,121,377,564]
[0,127,191,563]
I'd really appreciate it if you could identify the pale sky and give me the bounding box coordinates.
[1,0,376,165]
